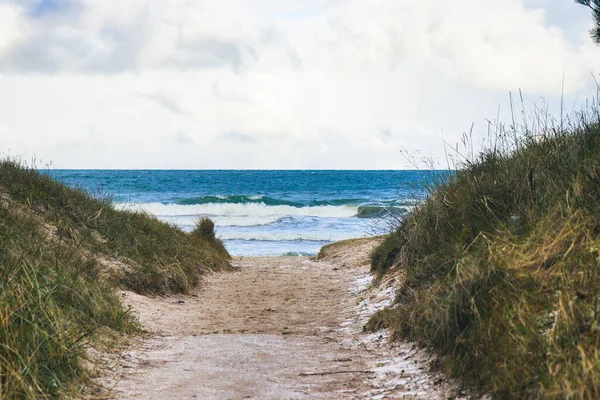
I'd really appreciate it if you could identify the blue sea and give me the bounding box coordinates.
[49,170,433,256]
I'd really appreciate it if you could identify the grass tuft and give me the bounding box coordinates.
[191,217,230,259]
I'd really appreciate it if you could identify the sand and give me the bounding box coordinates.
[96,238,462,399]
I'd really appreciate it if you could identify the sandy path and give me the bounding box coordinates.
[100,238,460,399]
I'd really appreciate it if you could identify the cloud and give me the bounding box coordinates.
[0,0,595,95]
[165,38,255,73]
[0,0,598,168]
[0,0,263,73]
[218,131,258,143]
[142,92,184,114]
[175,131,193,145]
[320,0,596,95]
[0,3,26,54]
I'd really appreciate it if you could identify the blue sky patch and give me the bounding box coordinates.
[30,0,75,17]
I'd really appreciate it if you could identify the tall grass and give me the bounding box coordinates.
[0,195,136,398]
[0,160,231,294]
[0,161,232,398]
[368,101,600,398]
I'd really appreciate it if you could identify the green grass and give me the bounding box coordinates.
[0,160,231,294]
[368,105,600,398]
[0,160,231,398]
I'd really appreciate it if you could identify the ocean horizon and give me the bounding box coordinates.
[48,169,438,256]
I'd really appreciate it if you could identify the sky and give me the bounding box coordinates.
[0,0,599,169]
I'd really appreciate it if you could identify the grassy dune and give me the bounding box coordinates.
[368,106,600,398]
[0,160,231,398]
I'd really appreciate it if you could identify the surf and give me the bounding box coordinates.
[116,202,360,220]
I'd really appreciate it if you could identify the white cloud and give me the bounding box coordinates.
[0,3,27,53]
[0,0,598,168]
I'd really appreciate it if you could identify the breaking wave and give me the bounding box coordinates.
[115,202,359,227]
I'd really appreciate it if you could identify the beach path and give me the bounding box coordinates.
[100,238,459,399]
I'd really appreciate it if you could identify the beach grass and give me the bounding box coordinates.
[0,160,231,398]
[368,102,600,398]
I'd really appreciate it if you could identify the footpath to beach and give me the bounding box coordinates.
[98,238,461,399]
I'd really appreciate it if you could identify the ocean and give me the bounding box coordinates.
[49,170,433,256]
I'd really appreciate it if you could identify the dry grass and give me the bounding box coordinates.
[369,103,600,398]
[0,160,231,294]
[0,161,231,398]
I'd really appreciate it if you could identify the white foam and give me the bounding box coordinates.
[116,202,358,220]
[156,214,283,228]
[218,231,353,242]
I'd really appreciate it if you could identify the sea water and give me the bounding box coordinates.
[49,170,434,256]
